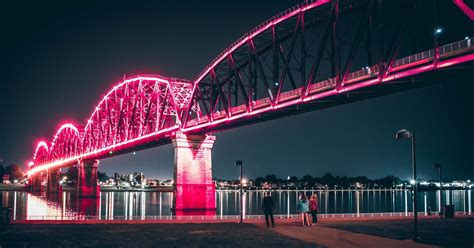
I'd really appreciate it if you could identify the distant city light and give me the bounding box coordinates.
[410,179,416,185]
[275,82,279,86]
[241,178,248,184]
[468,179,471,183]
[466,36,470,40]
[133,151,136,155]
[435,28,443,34]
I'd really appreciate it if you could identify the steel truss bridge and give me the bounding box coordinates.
[28,0,473,177]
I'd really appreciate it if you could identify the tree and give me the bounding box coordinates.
[65,166,78,182]
[321,173,335,187]
[98,171,109,182]
[264,174,279,183]
[0,165,4,183]
[302,175,314,186]
[254,177,265,187]
[5,164,24,181]
[289,176,299,182]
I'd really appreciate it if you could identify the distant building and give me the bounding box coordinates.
[2,174,10,184]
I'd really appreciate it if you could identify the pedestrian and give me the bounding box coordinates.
[309,193,319,225]
[298,193,310,226]
[262,191,275,228]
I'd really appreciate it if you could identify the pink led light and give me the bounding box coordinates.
[84,76,171,133]
[32,141,49,162]
[453,0,474,20]
[192,0,331,86]
[27,125,180,176]
[49,123,81,155]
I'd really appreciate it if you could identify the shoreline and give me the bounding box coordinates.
[0,184,173,192]
[9,213,474,225]
[1,184,471,192]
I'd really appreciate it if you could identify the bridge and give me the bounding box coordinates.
[26,0,474,214]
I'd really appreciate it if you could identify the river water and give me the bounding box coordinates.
[0,189,472,220]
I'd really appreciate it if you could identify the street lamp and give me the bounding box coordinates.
[395,129,419,240]
[433,163,443,215]
[235,160,243,223]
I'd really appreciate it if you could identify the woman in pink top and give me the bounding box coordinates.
[309,194,319,226]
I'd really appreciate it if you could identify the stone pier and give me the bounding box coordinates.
[46,168,61,194]
[77,160,100,198]
[29,173,43,192]
[172,132,216,214]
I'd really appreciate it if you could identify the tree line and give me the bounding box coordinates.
[0,164,24,183]
[253,173,403,188]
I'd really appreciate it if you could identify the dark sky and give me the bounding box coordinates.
[1,0,473,181]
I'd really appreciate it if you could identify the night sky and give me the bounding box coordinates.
[1,0,473,181]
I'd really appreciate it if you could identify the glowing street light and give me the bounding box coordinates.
[395,129,419,240]
[433,163,443,213]
[435,28,443,34]
[235,160,243,223]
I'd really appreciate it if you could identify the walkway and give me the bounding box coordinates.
[269,222,437,248]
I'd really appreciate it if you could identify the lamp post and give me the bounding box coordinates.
[433,163,442,214]
[235,160,243,223]
[396,129,419,240]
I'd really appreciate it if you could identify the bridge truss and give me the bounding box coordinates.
[28,0,474,176]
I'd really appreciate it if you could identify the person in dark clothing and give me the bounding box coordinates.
[262,191,275,228]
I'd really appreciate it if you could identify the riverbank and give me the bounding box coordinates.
[0,184,173,192]
[0,223,316,248]
[0,184,25,191]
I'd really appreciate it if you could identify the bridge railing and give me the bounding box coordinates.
[439,37,472,57]
[13,211,472,222]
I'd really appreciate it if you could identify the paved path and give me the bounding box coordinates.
[269,222,438,248]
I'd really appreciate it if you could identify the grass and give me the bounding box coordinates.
[320,217,474,247]
[0,223,316,248]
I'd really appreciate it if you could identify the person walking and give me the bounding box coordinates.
[298,194,310,226]
[309,193,319,226]
[262,191,275,228]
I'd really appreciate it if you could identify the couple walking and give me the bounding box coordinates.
[298,193,319,226]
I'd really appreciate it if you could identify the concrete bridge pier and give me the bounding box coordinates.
[172,132,216,215]
[46,168,62,194]
[77,160,100,198]
[28,173,43,192]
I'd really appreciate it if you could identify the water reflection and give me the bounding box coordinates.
[0,189,473,220]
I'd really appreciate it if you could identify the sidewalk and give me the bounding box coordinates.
[268,222,438,248]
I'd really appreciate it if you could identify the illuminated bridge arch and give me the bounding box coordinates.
[81,75,194,153]
[49,123,82,162]
[32,141,49,166]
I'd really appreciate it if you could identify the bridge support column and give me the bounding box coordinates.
[28,173,43,192]
[46,168,61,194]
[172,132,216,214]
[77,160,100,198]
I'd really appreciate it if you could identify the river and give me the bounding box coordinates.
[0,189,472,220]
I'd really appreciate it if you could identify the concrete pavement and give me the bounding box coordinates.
[268,222,438,248]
